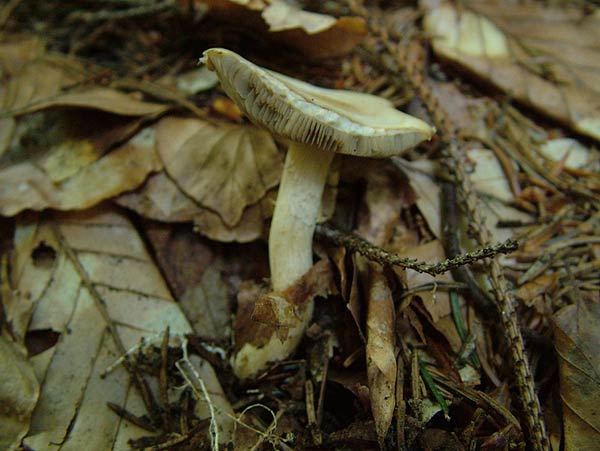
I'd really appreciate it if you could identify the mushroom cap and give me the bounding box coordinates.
[201,48,434,157]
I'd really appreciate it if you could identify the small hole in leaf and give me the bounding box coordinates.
[31,241,57,268]
[25,329,61,356]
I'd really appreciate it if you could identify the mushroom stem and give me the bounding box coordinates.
[269,142,334,292]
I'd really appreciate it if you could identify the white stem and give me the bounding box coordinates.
[269,142,334,292]
[232,143,333,378]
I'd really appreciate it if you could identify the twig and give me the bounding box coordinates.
[315,223,517,276]
[176,337,219,451]
[107,402,157,432]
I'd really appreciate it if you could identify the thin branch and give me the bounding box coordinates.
[315,223,518,276]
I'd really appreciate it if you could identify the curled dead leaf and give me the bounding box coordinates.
[0,47,166,117]
[552,300,600,451]
[0,334,39,451]
[201,0,367,58]
[0,118,161,216]
[423,0,600,141]
[365,264,396,444]
[155,117,283,227]
[116,162,277,243]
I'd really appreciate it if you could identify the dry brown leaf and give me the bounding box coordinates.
[18,87,168,117]
[115,171,199,222]
[423,0,600,141]
[0,35,46,75]
[0,119,161,216]
[116,170,276,242]
[365,265,396,443]
[10,207,233,450]
[155,116,283,227]
[0,116,14,158]
[356,162,413,248]
[179,265,233,341]
[0,37,166,117]
[395,240,464,354]
[0,334,39,451]
[0,56,82,112]
[552,300,600,451]
[192,193,274,242]
[1,57,166,116]
[202,0,367,58]
[395,158,533,244]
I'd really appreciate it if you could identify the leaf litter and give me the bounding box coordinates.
[0,1,599,451]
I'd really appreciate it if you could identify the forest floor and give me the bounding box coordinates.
[1,1,599,451]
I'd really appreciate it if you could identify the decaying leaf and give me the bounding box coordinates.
[365,265,396,443]
[116,169,277,242]
[0,334,39,451]
[202,0,367,58]
[396,240,464,354]
[0,35,46,75]
[539,138,598,171]
[0,43,166,117]
[115,171,200,223]
[179,265,232,341]
[193,193,274,242]
[552,300,600,451]
[155,116,283,227]
[10,207,233,450]
[0,117,15,157]
[0,119,161,216]
[354,160,415,248]
[395,157,533,244]
[118,116,337,242]
[15,87,168,117]
[423,0,600,141]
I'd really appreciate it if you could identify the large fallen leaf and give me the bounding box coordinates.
[0,118,161,216]
[14,86,168,117]
[10,207,233,450]
[423,0,600,141]
[552,300,600,451]
[0,37,84,115]
[202,0,367,58]
[155,117,283,227]
[0,334,39,451]
[365,264,396,443]
[116,171,203,223]
[0,55,166,117]
[0,35,46,75]
[0,38,166,117]
[116,170,276,242]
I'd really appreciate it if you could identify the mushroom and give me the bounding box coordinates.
[201,48,434,377]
